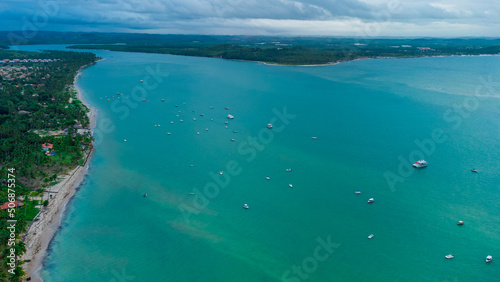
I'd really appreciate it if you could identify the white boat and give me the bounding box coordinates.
[368,234,374,239]
[311,137,318,140]
[193,118,196,121]
[445,254,454,259]
[227,114,234,119]
[267,124,273,129]
[412,160,428,168]
[243,204,249,209]
[266,176,271,180]
[367,198,374,203]
[355,190,361,194]
[231,139,235,142]
[220,171,223,175]
[486,255,492,263]
[285,169,292,172]
[167,132,171,135]
[123,139,127,142]
[289,184,293,188]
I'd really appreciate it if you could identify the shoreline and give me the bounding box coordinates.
[21,65,98,281]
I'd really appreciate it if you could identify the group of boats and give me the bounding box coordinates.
[445,254,492,262]
[411,160,491,263]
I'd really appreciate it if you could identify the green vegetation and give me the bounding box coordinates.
[0,49,99,281]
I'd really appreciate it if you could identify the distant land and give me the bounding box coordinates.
[1,31,500,65]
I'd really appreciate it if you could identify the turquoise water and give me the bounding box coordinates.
[17,46,500,281]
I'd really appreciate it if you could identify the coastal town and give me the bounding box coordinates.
[0,49,98,280]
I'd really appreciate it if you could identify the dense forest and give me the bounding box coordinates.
[2,31,500,65]
[0,49,99,281]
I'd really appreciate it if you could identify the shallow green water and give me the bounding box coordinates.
[16,46,500,281]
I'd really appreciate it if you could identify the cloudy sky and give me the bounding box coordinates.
[1,0,499,37]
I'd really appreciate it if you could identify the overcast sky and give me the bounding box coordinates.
[1,0,499,37]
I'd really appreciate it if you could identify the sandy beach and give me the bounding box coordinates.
[21,67,98,281]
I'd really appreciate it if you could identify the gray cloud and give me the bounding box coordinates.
[0,0,499,36]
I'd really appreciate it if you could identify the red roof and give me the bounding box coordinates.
[42,143,53,149]
[1,201,20,210]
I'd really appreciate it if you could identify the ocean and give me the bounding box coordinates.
[16,45,500,281]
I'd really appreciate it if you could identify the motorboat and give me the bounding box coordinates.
[445,254,454,259]
[368,234,374,239]
[266,176,271,180]
[123,139,127,142]
[189,193,195,195]
[231,139,235,142]
[189,164,195,167]
[267,124,273,129]
[355,190,361,194]
[471,169,478,173]
[457,221,464,225]
[167,132,171,135]
[233,130,238,133]
[486,255,492,263]
[161,99,165,102]
[367,198,374,203]
[412,160,427,168]
[285,169,292,172]
[227,114,234,119]
[224,107,230,110]
[289,184,293,188]
[311,137,318,140]
[220,171,223,175]
[193,118,196,121]
[243,204,249,209]
[143,193,147,197]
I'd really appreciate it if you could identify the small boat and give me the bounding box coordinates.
[189,193,195,195]
[161,99,165,102]
[285,169,292,172]
[220,171,223,175]
[233,130,238,133]
[210,106,214,109]
[289,184,293,188]
[197,132,200,135]
[486,255,492,263]
[445,254,454,259]
[457,221,464,225]
[266,176,271,180]
[224,107,230,110]
[231,139,235,142]
[154,124,157,127]
[175,105,179,107]
[267,124,273,129]
[367,198,374,203]
[142,99,146,102]
[123,139,127,142]
[180,119,183,122]
[368,234,374,239]
[355,190,361,194]
[225,126,228,128]
[412,160,428,168]
[140,80,143,83]
[227,114,234,119]
[189,164,195,167]
[200,114,204,116]
[170,121,174,124]
[167,132,171,135]
[192,110,195,112]
[143,193,147,197]
[206,128,209,131]
[193,118,196,121]
[311,137,318,140]
[471,169,478,173]
[243,204,249,209]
